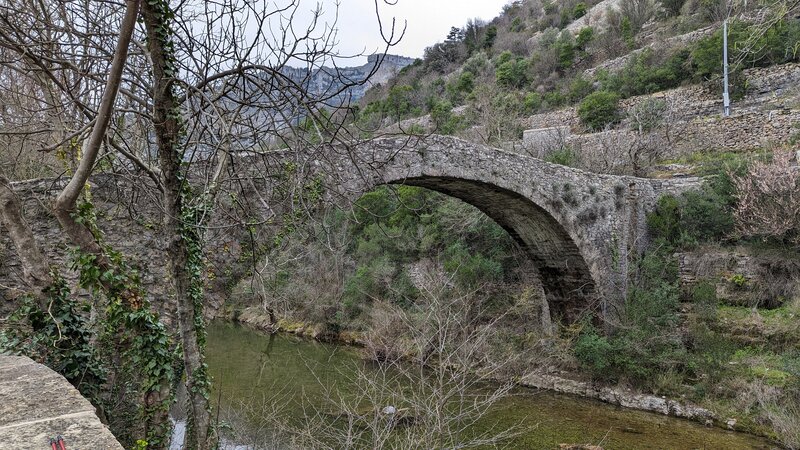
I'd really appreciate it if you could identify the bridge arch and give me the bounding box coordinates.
[323,135,669,321]
[386,176,594,321]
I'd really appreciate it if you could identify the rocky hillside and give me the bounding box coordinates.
[356,0,800,177]
[282,53,415,105]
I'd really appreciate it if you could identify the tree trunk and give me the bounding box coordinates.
[0,175,52,304]
[141,3,212,449]
[52,0,139,246]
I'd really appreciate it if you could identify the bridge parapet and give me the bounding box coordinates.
[0,355,123,449]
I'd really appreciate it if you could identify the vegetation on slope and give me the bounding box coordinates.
[355,0,800,150]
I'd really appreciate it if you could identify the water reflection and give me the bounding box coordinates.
[190,322,776,449]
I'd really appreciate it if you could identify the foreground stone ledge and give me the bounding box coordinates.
[0,355,123,450]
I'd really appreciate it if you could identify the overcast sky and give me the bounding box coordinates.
[290,0,509,63]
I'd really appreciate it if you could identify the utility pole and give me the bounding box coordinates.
[722,19,731,117]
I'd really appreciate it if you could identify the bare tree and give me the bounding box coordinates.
[619,0,656,31]
[220,269,523,449]
[0,0,180,443]
[731,147,800,245]
[1,0,406,448]
[133,1,406,447]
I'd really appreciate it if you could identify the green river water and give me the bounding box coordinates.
[204,321,777,449]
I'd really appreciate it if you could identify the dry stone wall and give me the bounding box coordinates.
[522,63,800,162]
[679,248,800,308]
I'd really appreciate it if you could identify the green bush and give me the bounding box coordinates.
[447,72,475,103]
[577,90,621,130]
[575,248,684,384]
[621,16,635,49]
[463,52,489,75]
[660,0,686,16]
[573,2,588,19]
[384,84,415,118]
[576,26,594,49]
[523,92,543,112]
[597,49,690,98]
[545,146,578,166]
[495,57,529,88]
[680,187,734,242]
[574,327,615,375]
[691,19,800,95]
[543,90,567,108]
[430,100,463,135]
[647,195,682,244]
[568,76,594,102]
[647,186,734,248]
[554,31,575,70]
[483,25,498,50]
[560,8,572,28]
[443,242,503,288]
[510,17,525,32]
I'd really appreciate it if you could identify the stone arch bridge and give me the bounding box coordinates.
[312,135,688,320]
[1,135,690,322]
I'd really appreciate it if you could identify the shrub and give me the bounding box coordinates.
[447,71,475,103]
[647,183,734,247]
[543,90,566,108]
[577,90,621,130]
[560,8,572,27]
[455,71,475,93]
[568,76,594,102]
[576,26,594,49]
[523,92,543,112]
[680,186,734,242]
[574,327,615,375]
[691,19,800,96]
[554,31,575,70]
[545,146,578,166]
[430,100,464,135]
[573,2,588,18]
[463,52,489,75]
[621,16,635,49]
[510,17,525,32]
[483,25,498,50]
[731,149,800,244]
[598,48,690,98]
[495,57,529,88]
[660,0,686,16]
[575,246,684,384]
[383,84,416,119]
[443,242,503,288]
[647,195,681,244]
[690,21,750,84]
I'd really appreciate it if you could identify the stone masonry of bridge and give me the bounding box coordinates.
[1,135,694,323]
[322,135,693,320]
[0,355,123,449]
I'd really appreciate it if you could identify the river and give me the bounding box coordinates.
[191,321,776,449]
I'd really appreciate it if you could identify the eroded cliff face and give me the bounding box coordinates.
[281,54,415,105]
